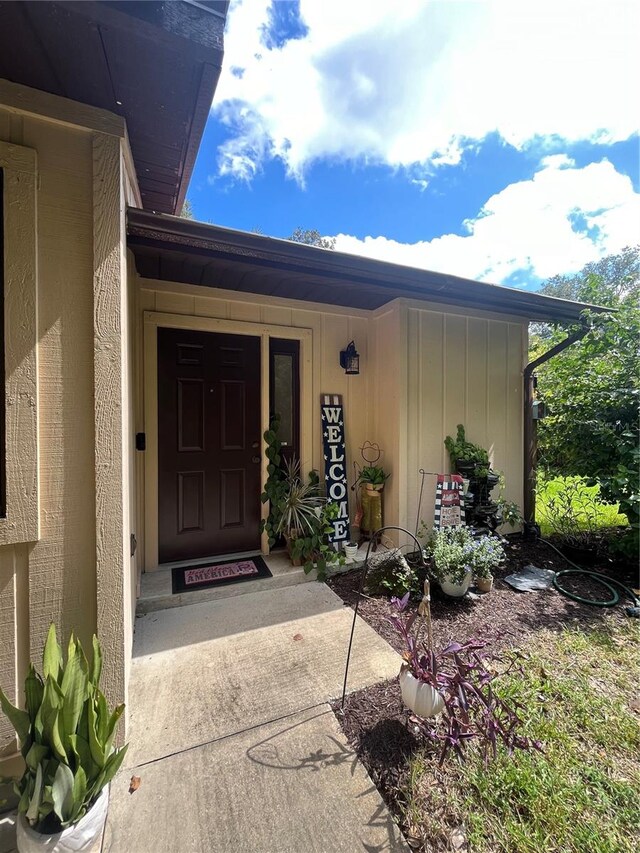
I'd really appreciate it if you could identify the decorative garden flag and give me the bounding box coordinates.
[320,394,350,545]
[434,474,466,529]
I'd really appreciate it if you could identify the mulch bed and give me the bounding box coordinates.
[327,532,638,851]
[327,533,637,656]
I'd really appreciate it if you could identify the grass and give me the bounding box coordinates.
[536,475,627,537]
[403,620,640,852]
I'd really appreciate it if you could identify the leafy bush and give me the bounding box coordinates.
[533,247,639,556]
[0,625,127,832]
[427,527,504,583]
[536,474,627,543]
[365,549,418,597]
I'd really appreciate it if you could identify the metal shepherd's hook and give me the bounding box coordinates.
[340,525,426,710]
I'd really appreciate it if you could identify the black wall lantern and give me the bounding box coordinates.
[340,340,360,375]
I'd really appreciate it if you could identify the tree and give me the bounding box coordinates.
[180,199,195,219]
[531,247,640,549]
[288,227,336,250]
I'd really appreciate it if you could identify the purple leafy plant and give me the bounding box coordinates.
[389,592,543,764]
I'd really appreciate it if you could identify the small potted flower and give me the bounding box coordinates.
[429,526,474,597]
[470,534,505,593]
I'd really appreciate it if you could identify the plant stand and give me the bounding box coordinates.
[360,485,383,543]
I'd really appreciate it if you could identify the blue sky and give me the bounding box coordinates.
[187,0,639,291]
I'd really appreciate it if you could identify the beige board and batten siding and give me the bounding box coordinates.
[403,304,527,535]
[0,83,138,771]
[0,112,98,770]
[135,280,372,568]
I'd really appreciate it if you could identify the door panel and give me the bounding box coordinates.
[158,328,262,563]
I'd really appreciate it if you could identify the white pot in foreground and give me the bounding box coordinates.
[399,666,445,718]
[17,788,108,853]
[440,568,472,598]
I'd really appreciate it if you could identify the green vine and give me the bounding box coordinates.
[260,414,287,547]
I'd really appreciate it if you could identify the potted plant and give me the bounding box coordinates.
[469,534,505,593]
[274,457,323,564]
[388,594,543,763]
[444,424,490,479]
[428,526,474,597]
[0,624,128,853]
[359,465,389,491]
[288,502,344,581]
[343,541,359,562]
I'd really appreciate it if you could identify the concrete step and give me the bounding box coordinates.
[136,554,315,616]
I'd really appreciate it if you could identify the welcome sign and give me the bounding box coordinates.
[320,394,350,545]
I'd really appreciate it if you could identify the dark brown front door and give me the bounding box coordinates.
[158,327,262,563]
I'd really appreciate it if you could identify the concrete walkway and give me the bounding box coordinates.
[103,582,408,852]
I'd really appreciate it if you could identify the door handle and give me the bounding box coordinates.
[252,456,261,464]
[252,441,260,449]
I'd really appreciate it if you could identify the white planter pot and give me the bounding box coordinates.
[343,544,359,562]
[440,568,472,598]
[17,788,108,853]
[399,667,444,718]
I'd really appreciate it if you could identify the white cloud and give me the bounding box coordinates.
[216,0,639,180]
[331,158,640,284]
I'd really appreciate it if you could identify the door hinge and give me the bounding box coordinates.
[136,433,146,451]
[130,533,138,557]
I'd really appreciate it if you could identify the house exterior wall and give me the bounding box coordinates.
[134,279,373,568]
[404,305,526,533]
[132,279,527,567]
[0,86,136,774]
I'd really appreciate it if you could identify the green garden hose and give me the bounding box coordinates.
[540,538,640,617]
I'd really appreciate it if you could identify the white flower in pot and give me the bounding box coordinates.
[0,625,128,853]
[429,526,475,598]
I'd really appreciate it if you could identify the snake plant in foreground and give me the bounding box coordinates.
[0,624,128,833]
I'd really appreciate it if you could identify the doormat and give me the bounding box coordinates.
[172,556,272,594]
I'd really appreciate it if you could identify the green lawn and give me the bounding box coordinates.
[404,621,640,852]
[536,475,627,537]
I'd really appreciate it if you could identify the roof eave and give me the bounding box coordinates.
[126,209,610,322]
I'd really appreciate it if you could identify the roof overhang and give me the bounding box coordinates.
[0,0,228,214]
[127,209,608,323]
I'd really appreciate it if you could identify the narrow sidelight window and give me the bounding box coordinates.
[269,338,300,465]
